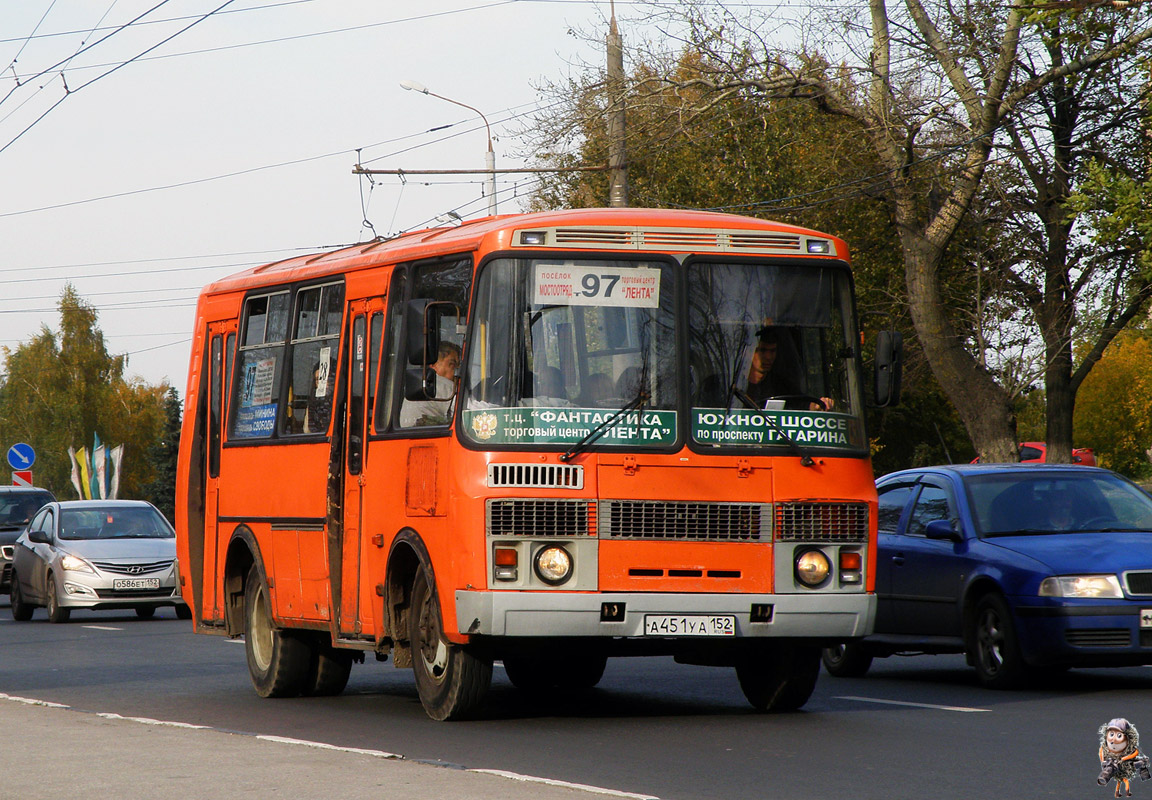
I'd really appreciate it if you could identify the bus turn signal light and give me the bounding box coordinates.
[494,547,518,581]
[839,550,862,584]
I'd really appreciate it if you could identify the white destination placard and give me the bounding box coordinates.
[534,264,660,308]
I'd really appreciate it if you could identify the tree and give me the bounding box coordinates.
[0,286,172,498]
[144,387,182,522]
[534,1,1152,461]
[1073,329,1152,478]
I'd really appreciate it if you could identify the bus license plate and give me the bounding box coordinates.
[114,578,160,591]
[644,615,735,637]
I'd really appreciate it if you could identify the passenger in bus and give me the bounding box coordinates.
[583,372,614,407]
[400,341,461,427]
[533,365,568,405]
[616,366,644,399]
[747,327,833,411]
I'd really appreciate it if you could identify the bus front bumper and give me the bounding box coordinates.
[455,590,875,639]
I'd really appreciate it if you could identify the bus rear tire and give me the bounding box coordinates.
[304,645,354,696]
[410,568,491,721]
[244,565,310,698]
[736,643,820,712]
[503,652,607,691]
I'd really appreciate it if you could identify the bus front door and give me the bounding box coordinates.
[203,322,234,623]
[338,300,382,637]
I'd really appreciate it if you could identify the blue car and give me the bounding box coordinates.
[822,464,1152,688]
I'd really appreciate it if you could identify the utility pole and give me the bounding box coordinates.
[607,1,628,207]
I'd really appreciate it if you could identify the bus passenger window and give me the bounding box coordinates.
[231,291,290,440]
[283,282,344,436]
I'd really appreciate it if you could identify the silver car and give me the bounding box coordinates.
[9,500,191,622]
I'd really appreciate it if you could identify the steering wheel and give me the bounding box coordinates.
[769,394,827,410]
[1075,515,1114,531]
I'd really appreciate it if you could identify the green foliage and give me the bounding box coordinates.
[143,387,182,522]
[0,286,173,498]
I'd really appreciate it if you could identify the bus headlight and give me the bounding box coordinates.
[534,545,573,586]
[795,550,831,587]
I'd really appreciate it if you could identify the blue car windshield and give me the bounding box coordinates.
[59,507,174,540]
[968,472,1152,536]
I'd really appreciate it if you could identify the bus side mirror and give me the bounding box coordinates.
[403,367,438,401]
[874,330,903,407]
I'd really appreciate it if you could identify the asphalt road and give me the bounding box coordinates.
[3,602,1152,800]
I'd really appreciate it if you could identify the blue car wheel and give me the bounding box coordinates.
[971,593,1025,688]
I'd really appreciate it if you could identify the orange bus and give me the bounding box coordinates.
[176,207,900,720]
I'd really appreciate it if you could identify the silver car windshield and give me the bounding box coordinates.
[59,507,174,540]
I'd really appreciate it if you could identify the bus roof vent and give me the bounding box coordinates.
[487,463,584,490]
[530,226,806,254]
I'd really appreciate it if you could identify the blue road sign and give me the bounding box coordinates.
[7,443,35,470]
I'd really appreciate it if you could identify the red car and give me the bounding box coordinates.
[972,442,1096,466]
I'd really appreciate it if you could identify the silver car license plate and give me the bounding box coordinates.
[113,578,160,591]
[643,614,735,636]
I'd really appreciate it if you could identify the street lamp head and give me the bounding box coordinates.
[399,79,429,94]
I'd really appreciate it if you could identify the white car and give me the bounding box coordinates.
[10,500,191,622]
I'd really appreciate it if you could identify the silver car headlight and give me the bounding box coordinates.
[1038,575,1123,598]
[60,554,96,575]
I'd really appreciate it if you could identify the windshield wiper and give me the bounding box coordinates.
[559,389,649,462]
[727,386,815,468]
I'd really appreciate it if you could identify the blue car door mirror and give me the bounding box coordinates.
[924,519,961,542]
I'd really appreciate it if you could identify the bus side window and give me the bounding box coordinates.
[375,268,408,433]
[397,258,472,429]
[282,281,345,436]
[231,291,290,441]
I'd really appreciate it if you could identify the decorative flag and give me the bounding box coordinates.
[93,442,107,500]
[77,447,92,500]
[68,446,82,499]
[108,445,124,500]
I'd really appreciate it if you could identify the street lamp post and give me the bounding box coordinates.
[400,79,497,216]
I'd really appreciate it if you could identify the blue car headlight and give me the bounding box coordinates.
[1038,575,1123,598]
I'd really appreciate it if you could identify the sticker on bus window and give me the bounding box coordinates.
[691,409,864,450]
[241,357,276,406]
[464,407,676,445]
[533,264,660,308]
[233,403,278,438]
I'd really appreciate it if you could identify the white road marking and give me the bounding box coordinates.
[0,693,658,798]
[84,625,123,631]
[835,695,989,713]
[257,734,403,759]
[470,769,660,799]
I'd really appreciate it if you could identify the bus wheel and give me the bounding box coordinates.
[409,568,492,721]
[503,653,607,691]
[735,643,820,712]
[304,645,353,696]
[244,565,309,698]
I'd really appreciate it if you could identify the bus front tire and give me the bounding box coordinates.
[409,568,491,721]
[735,643,820,712]
[244,566,310,698]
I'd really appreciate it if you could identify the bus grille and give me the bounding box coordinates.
[545,226,806,254]
[775,502,868,542]
[1124,571,1152,596]
[486,499,593,537]
[599,501,768,541]
[487,463,584,489]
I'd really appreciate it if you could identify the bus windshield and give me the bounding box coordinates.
[462,257,679,448]
[688,261,866,452]
[460,256,866,454]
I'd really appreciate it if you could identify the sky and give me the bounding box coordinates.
[0,0,807,396]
